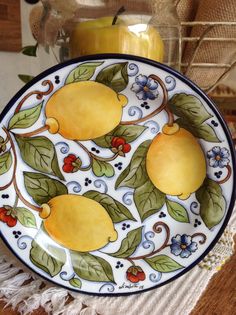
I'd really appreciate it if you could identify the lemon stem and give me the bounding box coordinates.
[1,127,42,213]
[149,74,174,127]
[120,74,174,126]
[166,108,175,127]
[15,80,54,114]
[112,6,125,25]
[14,125,49,138]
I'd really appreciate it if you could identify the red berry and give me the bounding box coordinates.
[62,163,75,173]
[0,207,6,214]
[126,266,146,283]
[111,137,131,154]
[63,154,80,173]
[0,208,17,227]
[138,271,146,281]
[111,137,126,148]
[111,137,119,147]
[122,143,131,153]
[0,208,7,223]
[115,137,126,147]
[127,273,139,283]
[64,154,77,164]
[6,216,17,227]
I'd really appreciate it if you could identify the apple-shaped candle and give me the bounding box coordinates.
[69,14,165,62]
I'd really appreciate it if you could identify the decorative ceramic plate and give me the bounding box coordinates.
[0,54,235,296]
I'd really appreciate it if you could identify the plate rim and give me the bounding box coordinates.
[0,53,235,296]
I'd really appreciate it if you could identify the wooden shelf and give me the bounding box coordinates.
[0,0,21,52]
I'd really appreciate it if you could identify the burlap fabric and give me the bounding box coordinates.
[181,0,236,90]
[176,0,199,24]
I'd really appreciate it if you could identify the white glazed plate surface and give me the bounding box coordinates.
[0,54,235,295]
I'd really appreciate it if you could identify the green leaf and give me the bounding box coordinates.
[69,278,82,289]
[24,172,68,205]
[15,207,37,228]
[196,178,226,229]
[18,74,35,84]
[93,124,147,148]
[70,251,114,283]
[169,94,221,143]
[30,225,66,277]
[115,140,151,189]
[21,44,38,57]
[0,151,12,175]
[96,62,128,92]
[169,93,213,125]
[51,153,65,181]
[110,227,143,258]
[166,199,189,223]
[145,255,183,273]
[92,159,114,178]
[8,103,42,130]
[15,135,64,180]
[65,62,103,84]
[134,180,165,222]
[83,190,136,223]
[0,136,6,153]
[176,118,221,143]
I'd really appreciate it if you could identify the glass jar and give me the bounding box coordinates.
[32,0,181,70]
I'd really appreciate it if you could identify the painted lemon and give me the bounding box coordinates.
[45,81,127,141]
[41,194,118,252]
[146,123,206,200]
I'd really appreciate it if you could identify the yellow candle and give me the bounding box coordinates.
[69,17,164,62]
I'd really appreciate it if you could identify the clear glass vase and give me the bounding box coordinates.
[33,0,181,69]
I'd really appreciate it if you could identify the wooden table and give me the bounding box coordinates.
[0,238,235,315]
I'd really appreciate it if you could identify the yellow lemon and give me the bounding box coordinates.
[70,18,164,62]
[42,194,118,252]
[146,124,206,200]
[45,81,127,140]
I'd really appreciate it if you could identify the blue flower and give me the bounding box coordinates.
[131,75,159,100]
[207,146,230,168]
[170,234,198,258]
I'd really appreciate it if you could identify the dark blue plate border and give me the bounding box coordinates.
[0,53,235,297]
